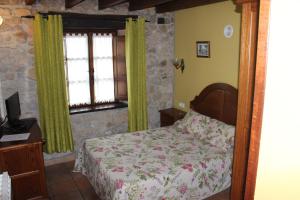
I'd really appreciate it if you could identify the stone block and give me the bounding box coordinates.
[28,46,34,54]
[0,1,10,5]
[0,33,16,48]
[0,7,11,16]
[5,73,15,80]
[14,8,31,16]
[15,30,28,43]
[27,68,36,79]
[9,0,23,5]
[0,17,21,32]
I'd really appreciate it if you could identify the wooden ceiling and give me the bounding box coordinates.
[26,0,227,13]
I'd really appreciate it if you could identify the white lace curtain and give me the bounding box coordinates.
[93,33,115,103]
[64,33,115,106]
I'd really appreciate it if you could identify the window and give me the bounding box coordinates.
[63,30,127,111]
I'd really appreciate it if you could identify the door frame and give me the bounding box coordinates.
[231,0,271,199]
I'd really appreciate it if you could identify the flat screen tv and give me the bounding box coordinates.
[5,92,21,125]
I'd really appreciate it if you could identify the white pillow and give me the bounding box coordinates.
[174,110,211,136]
[174,110,236,151]
[205,118,236,151]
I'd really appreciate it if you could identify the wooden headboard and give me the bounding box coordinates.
[190,83,238,125]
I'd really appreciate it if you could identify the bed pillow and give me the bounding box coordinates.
[174,110,211,136]
[205,118,236,152]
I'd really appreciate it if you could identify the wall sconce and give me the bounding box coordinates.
[173,58,185,73]
[0,16,3,26]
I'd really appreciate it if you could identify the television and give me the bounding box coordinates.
[5,92,21,125]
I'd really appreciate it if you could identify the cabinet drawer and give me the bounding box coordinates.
[0,144,40,176]
[0,121,48,199]
[12,172,43,200]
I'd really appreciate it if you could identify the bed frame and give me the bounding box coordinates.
[190,83,238,126]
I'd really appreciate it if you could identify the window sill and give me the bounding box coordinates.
[69,101,128,115]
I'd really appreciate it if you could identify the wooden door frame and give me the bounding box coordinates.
[231,1,258,199]
[231,0,271,199]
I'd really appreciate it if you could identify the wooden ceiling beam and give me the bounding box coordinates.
[98,0,128,9]
[128,0,173,11]
[25,0,35,5]
[156,0,227,13]
[235,0,258,6]
[65,0,86,9]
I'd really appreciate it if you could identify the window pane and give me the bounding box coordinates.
[64,34,90,106]
[93,33,115,103]
[65,34,88,59]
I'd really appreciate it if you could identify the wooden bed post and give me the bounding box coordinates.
[231,0,259,200]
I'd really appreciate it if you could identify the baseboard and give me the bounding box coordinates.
[44,153,76,166]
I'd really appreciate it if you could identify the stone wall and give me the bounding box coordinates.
[0,0,174,160]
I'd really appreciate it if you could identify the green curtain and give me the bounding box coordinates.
[125,18,148,132]
[33,14,74,153]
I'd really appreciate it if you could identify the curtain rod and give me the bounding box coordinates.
[21,15,36,19]
[21,13,150,22]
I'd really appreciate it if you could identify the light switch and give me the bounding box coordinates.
[178,102,185,109]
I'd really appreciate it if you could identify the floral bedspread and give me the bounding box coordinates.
[75,126,233,200]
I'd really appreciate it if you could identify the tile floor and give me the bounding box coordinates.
[45,161,229,200]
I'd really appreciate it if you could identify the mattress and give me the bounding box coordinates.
[75,125,233,200]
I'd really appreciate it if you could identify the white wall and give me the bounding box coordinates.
[255,1,300,199]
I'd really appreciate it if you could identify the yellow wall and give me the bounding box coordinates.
[174,1,241,111]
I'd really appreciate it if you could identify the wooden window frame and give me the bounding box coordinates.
[63,28,127,110]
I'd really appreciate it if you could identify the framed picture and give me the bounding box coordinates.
[196,41,210,58]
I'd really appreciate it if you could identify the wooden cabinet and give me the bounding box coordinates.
[0,122,48,200]
[159,108,186,127]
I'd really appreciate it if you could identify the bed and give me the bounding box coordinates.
[75,83,238,200]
